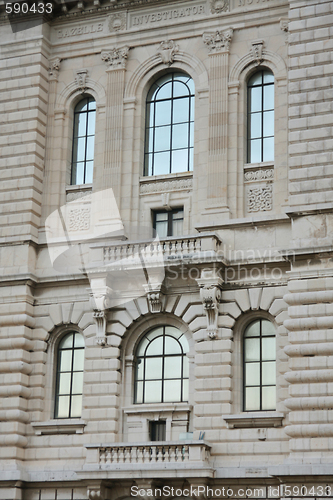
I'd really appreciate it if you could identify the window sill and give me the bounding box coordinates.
[124,403,192,415]
[140,172,193,183]
[244,161,274,170]
[223,412,284,429]
[31,419,86,435]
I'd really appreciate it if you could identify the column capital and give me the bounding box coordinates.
[101,46,129,70]
[203,28,233,54]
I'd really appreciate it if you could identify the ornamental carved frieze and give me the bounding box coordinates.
[101,46,129,69]
[140,177,193,194]
[196,270,223,339]
[210,0,229,14]
[156,40,179,66]
[75,69,88,93]
[244,169,274,182]
[247,184,273,213]
[251,40,264,65]
[203,28,233,54]
[48,57,61,80]
[108,12,126,32]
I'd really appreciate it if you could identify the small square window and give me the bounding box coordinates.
[153,209,184,238]
[149,420,166,441]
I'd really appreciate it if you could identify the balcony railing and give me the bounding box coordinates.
[83,441,213,478]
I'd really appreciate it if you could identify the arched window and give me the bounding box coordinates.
[247,69,274,163]
[144,72,195,176]
[54,332,85,418]
[71,96,96,185]
[134,326,189,404]
[243,319,276,411]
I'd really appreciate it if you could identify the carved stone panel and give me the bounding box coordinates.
[247,184,273,213]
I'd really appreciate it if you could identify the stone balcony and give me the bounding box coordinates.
[82,441,214,479]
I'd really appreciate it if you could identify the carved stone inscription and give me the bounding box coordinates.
[130,2,206,28]
[234,0,277,7]
[57,23,104,39]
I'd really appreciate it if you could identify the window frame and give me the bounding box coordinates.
[153,208,184,238]
[242,318,276,412]
[71,95,96,186]
[247,69,274,164]
[144,72,195,176]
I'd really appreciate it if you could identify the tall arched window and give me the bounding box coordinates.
[247,69,274,163]
[243,319,276,411]
[144,72,195,176]
[71,96,96,185]
[54,332,85,418]
[134,326,189,404]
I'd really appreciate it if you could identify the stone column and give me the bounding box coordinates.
[99,47,129,206]
[203,28,233,214]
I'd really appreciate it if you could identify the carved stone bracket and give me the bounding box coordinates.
[203,28,233,54]
[251,40,264,65]
[101,46,129,70]
[157,40,179,66]
[76,68,88,93]
[210,0,229,14]
[196,270,223,339]
[48,57,61,81]
[93,311,107,346]
[143,283,166,313]
[90,286,114,346]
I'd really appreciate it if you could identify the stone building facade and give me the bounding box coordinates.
[1,0,333,499]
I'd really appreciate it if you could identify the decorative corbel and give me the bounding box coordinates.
[157,40,179,66]
[196,270,223,339]
[101,46,129,70]
[87,484,110,500]
[76,69,88,93]
[203,28,233,54]
[251,40,264,66]
[143,283,166,313]
[48,57,61,81]
[90,286,113,346]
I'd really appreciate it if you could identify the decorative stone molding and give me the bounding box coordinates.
[87,485,110,500]
[101,46,129,70]
[108,12,126,32]
[48,57,61,80]
[140,177,193,194]
[93,311,107,346]
[251,40,264,66]
[247,184,273,213]
[223,413,284,429]
[244,169,274,182]
[156,40,179,66]
[66,190,92,202]
[280,18,289,32]
[90,286,114,345]
[196,270,223,339]
[76,69,88,93]
[210,0,229,14]
[68,207,90,231]
[203,28,233,54]
[143,284,166,313]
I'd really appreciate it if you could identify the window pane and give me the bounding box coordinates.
[86,136,95,161]
[59,350,72,372]
[145,335,163,356]
[87,111,96,135]
[249,86,262,113]
[173,97,189,124]
[75,113,87,137]
[58,372,71,395]
[85,161,94,184]
[263,137,274,162]
[59,334,74,349]
[145,128,154,154]
[145,357,163,380]
[172,123,189,150]
[72,371,84,394]
[136,358,144,380]
[263,110,274,137]
[156,212,168,222]
[73,162,84,185]
[189,122,194,148]
[173,81,189,98]
[245,362,260,386]
[155,220,168,238]
[75,98,88,112]
[74,334,84,348]
[262,361,276,385]
[244,321,260,337]
[146,103,155,128]
[245,387,260,411]
[155,126,171,152]
[183,378,189,401]
[190,97,195,121]
[250,113,262,140]
[183,356,189,377]
[154,151,170,175]
[178,334,189,353]
[164,356,181,379]
[249,139,261,163]
[164,335,181,355]
[244,338,260,362]
[171,149,189,173]
[172,217,183,237]
[263,85,274,111]
[262,386,276,410]
[145,380,162,403]
[73,350,84,371]
[155,100,171,126]
[262,320,275,336]
[262,337,276,361]
[56,395,70,418]
[164,379,181,402]
[263,71,274,84]
[189,148,194,171]
[248,72,262,86]
[156,81,172,100]
[144,153,153,176]
[135,381,143,403]
[70,395,82,417]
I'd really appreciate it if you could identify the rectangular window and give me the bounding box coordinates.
[153,208,184,238]
[150,420,166,441]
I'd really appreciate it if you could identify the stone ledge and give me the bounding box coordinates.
[223,412,285,429]
[31,419,86,435]
[124,403,192,414]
